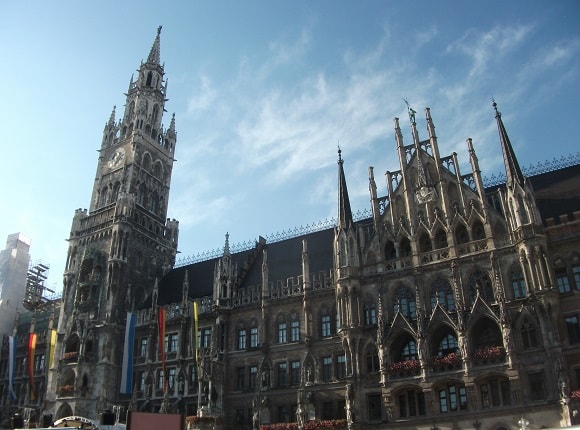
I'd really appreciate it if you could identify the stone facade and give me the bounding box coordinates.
[2,29,580,430]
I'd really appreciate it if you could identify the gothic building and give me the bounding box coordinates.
[3,29,579,430]
[126,102,578,429]
[45,27,179,420]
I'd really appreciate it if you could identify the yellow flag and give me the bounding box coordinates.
[193,301,199,364]
[49,329,57,368]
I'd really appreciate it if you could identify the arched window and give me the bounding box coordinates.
[520,317,539,349]
[400,339,418,361]
[455,223,469,244]
[472,220,485,240]
[418,232,432,253]
[434,229,448,249]
[430,278,455,311]
[142,153,152,171]
[393,286,416,319]
[436,333,459,356]
[400,237,412,257]
[511,267,527,298]
[385,240,396,260]
[146,71,153,87]
[471,318,504,365]
[152,104,159,123]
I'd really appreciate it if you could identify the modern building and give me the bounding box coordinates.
[0,233,32,338]
[23,29,580,429]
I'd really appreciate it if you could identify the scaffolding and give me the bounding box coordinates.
[23,261,55,310]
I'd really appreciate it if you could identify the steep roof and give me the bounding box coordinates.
[149,227,335,307]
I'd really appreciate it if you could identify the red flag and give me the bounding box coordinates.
[27,333,37,401]
[158,307,167,392]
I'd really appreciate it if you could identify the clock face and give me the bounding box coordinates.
[107,147,125,169]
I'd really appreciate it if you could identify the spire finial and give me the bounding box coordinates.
[147,26,162,64]
[337,148,353,229]
[337,142,342,163]
[493,100,525,187]
[224,232,231,257]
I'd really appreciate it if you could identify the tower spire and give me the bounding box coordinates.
[493,100,525,188]
[337,147,353,229]
[147,25,162,64]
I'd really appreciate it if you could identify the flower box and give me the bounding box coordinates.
[472,346,505,364]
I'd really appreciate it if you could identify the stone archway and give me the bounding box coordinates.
[55,403,73,420]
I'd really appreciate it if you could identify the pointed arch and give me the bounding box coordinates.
[509,263,527,299]
[152,103,159,123]
[434,228,448,249]
[418,231,432,253]
[454,222,469,245]
[471,219,485,240]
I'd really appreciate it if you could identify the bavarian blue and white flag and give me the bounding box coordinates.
[8,335,17,400]
[120,312,136,394]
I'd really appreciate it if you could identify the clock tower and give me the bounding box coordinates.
[47,27,179,420]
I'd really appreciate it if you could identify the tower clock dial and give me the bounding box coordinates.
[107,147,125,169]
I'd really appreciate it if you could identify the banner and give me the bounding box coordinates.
[120,312,136,394]
[158,307,166,392]
[28,333,37,401]
[49,329,57,368]
[8,336,17,400]
[193,301,199,364]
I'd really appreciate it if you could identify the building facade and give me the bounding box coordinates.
[4,30,577,429]
[124,105,578,430]
[0,233,32,338]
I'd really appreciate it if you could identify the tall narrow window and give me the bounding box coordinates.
[278,322,287,344]
[321,315,332,337]
[322,357,333,382]
[237,367,245,391]
[277,362,287,387]
[249,366,258,390]
[511,268,527,298]
[337,355,346,379]
[521,317,539,349]
[290,360,301,386]
[364,303,377,326]
[290,320,300,342]
[572,265,580,290]
[238,329,247,350]
[250,327,259,348]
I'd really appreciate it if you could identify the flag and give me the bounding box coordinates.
[28,333,37,401]
[158,307,167,392]
[193,301,199,364]
[8,336,17,400]
[49,329,57,368]
[120,312,136,394]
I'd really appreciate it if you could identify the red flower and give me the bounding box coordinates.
[389,359,420,373]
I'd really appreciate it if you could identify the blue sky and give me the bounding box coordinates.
[1,1,578,292]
